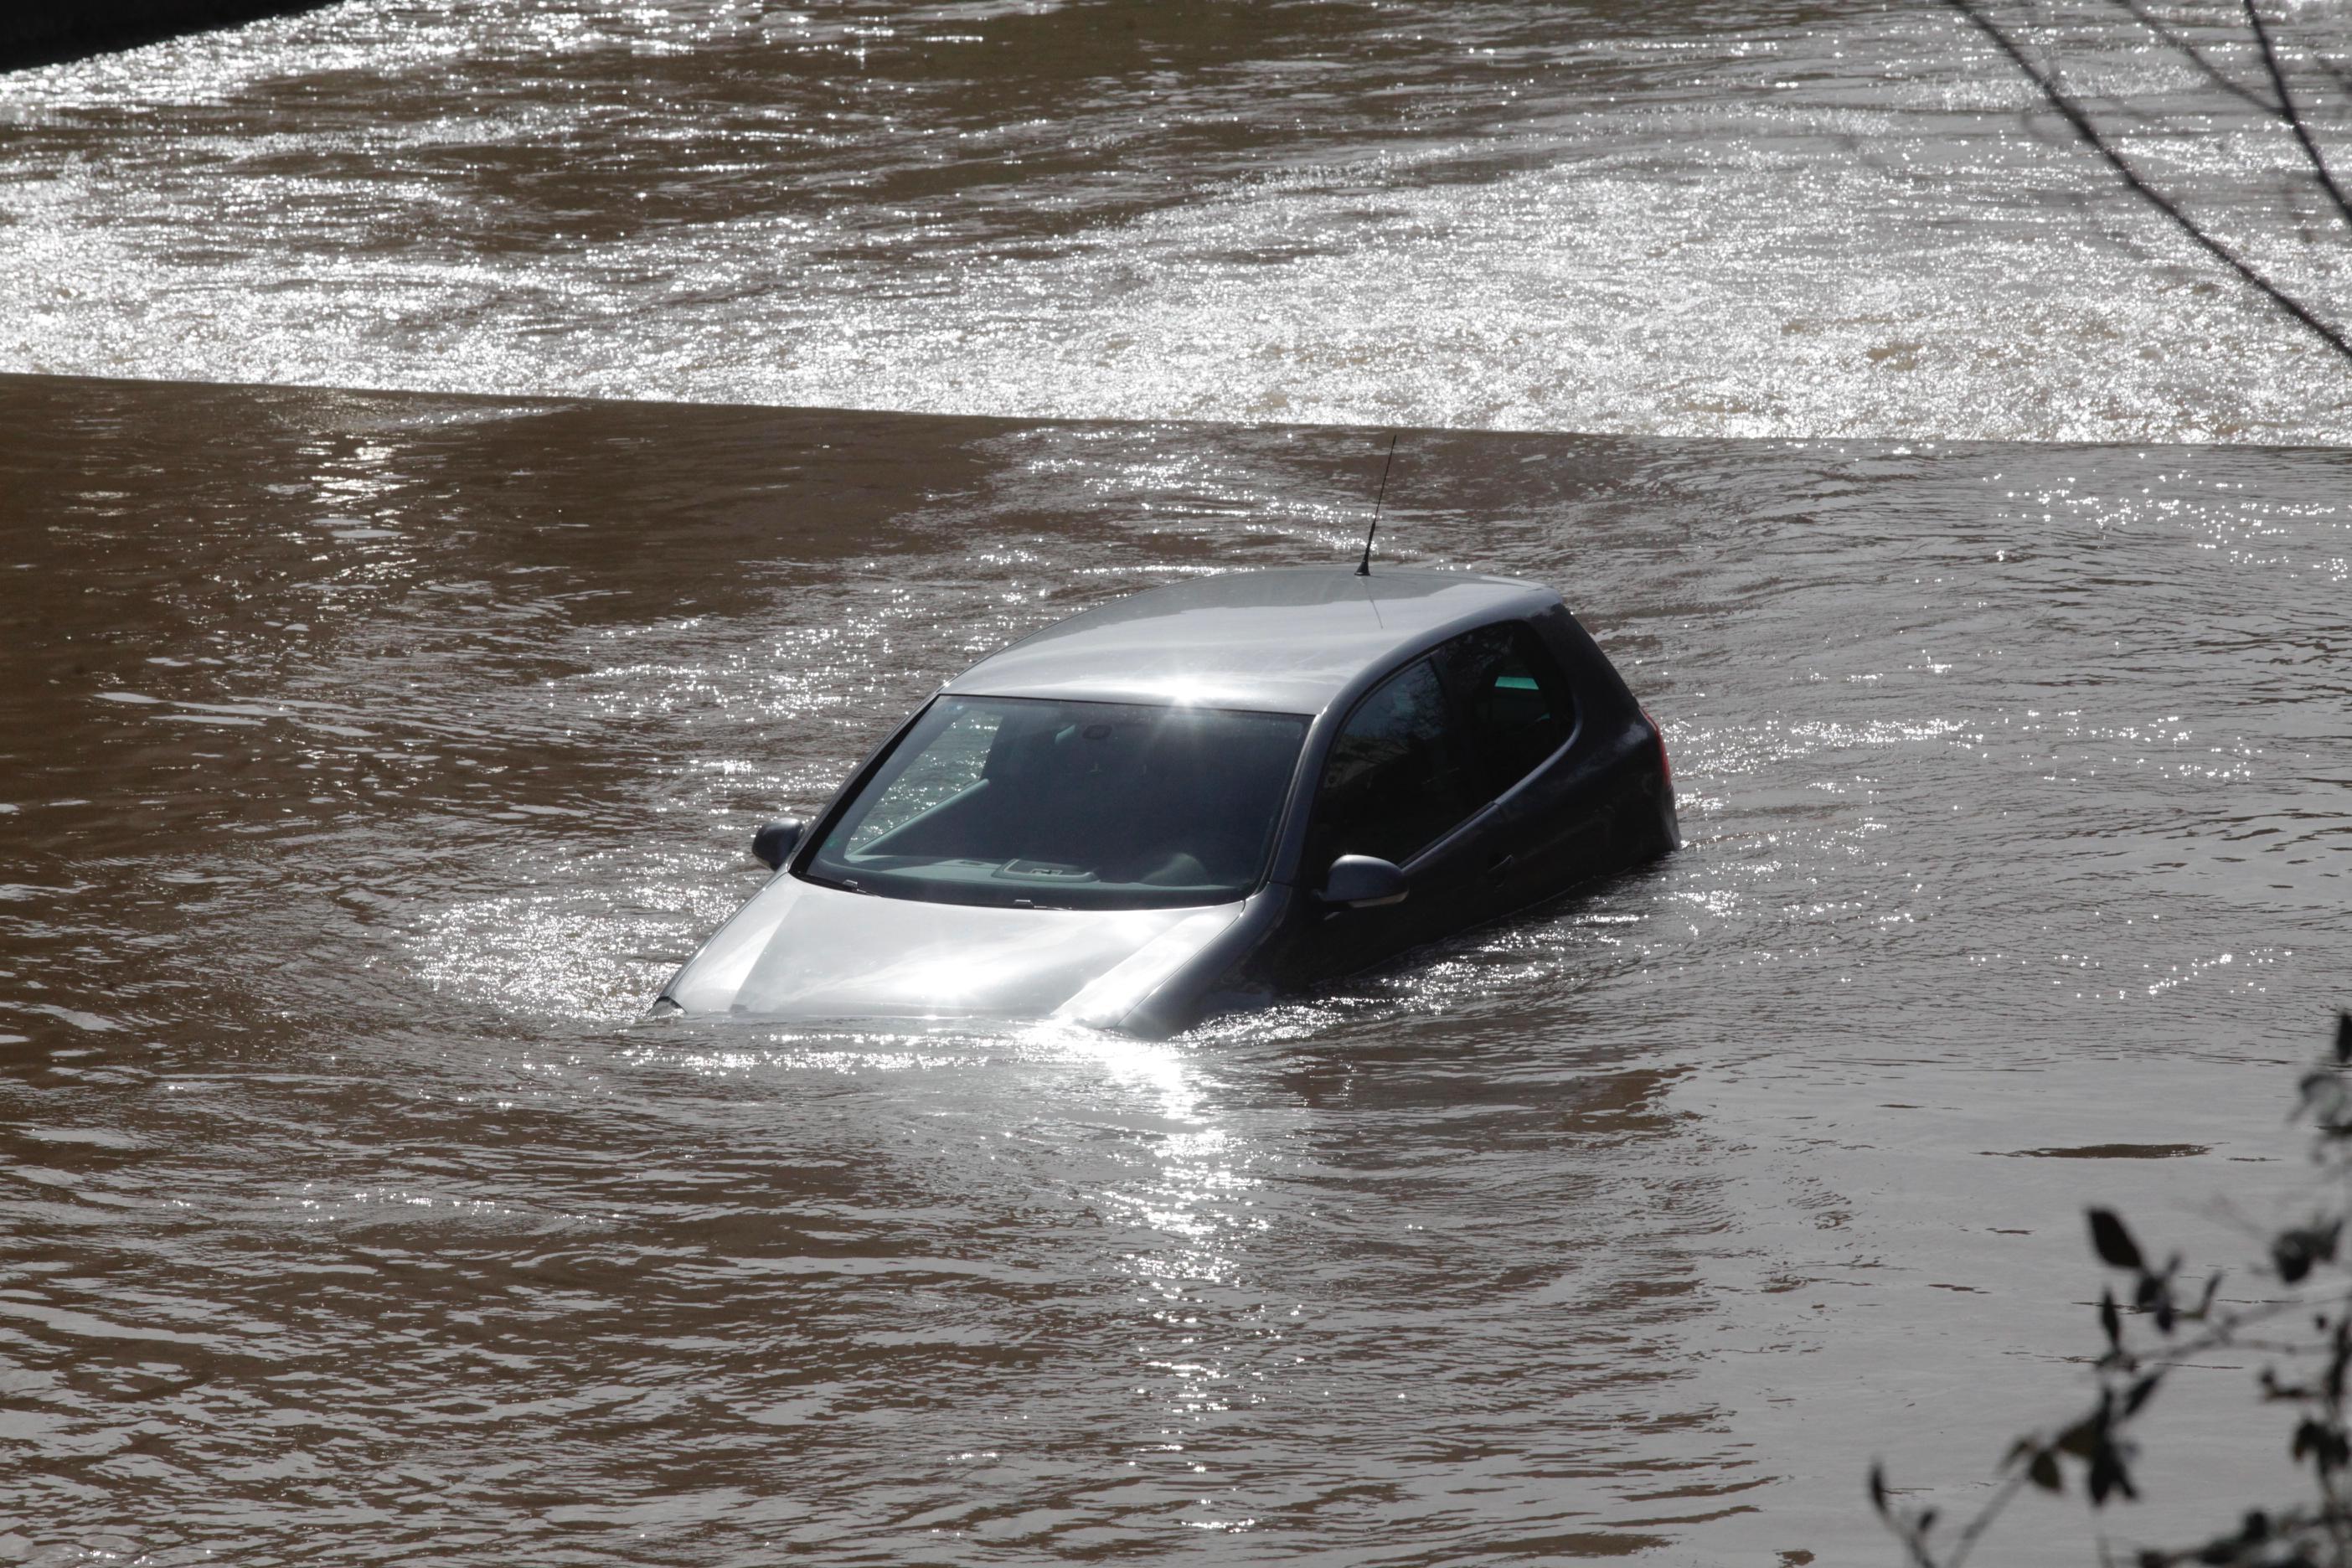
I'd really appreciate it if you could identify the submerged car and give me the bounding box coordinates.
[657,567,1677,1036]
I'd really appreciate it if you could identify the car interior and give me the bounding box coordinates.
[818,698,1307,906]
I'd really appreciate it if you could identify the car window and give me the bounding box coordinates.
[804,695,1308,910]
[1310,658,1484,869]
[844,702,998,854]
[1432,621,1576,793]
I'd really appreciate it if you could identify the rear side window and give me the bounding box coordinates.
[1433,622,1576,793]
[1310,658,1484,868]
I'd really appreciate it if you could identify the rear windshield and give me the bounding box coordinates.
[801,695,1308,910]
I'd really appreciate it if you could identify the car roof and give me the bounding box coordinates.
[941,567,1564,714]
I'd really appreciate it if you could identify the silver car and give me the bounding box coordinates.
[658,567,1677,1036]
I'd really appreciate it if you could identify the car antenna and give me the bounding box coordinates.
[1354,433,1397,577]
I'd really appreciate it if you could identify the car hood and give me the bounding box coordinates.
[660,874,1246,1029]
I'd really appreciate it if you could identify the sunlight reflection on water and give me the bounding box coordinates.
[2,0,2350,1554]
[6,1,2352,441]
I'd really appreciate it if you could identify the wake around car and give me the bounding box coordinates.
[656,568,1677,1037]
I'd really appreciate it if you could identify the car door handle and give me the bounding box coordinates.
[1486,850,1516,873]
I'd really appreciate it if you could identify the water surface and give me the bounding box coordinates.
[6,0,2352,440]
[6,0,2352,1560]
[3,372,2346,1562]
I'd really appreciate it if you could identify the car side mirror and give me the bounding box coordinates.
[751,818,805,872]
[1319,854,1408,910]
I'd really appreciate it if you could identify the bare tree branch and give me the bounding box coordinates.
[2300,45,2352,101]
[2241,0,2352,230]
[2108,0,2282,115]
[1941,0,2352,366]
[1944,1463,2036,1568]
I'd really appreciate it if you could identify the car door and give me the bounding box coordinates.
[1428,619,1588,917]
[1287,654,1502,983]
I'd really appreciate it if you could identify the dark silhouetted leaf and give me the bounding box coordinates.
[2091,1209,2145,1271]
[2285,1417,2349,1473]
[2296,1068,2348,1132]
[2086,1445,2136,1506]
[2271,1223,2339,1284]
[2260,1367,2313,1402]
[2294,1419,2326,1462]
[1861,1014,2352,1556]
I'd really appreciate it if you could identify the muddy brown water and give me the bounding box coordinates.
[3,1,2352,1563]
[4,371,2347,1563]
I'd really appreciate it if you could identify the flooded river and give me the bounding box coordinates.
[8,0,2352,441]
[3,3,2350,1565]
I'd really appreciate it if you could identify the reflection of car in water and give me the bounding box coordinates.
[657,568,1678,1037]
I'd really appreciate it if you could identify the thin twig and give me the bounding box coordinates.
[2106,0,2282,115]
[1941,0,2352,366]
[1946,1463,2037,1568]
[2242,0,2352,230]
[2304,49,2352,101]
[2144,1501,2352,1565]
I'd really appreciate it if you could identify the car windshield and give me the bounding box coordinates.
[802,695,1308,910]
